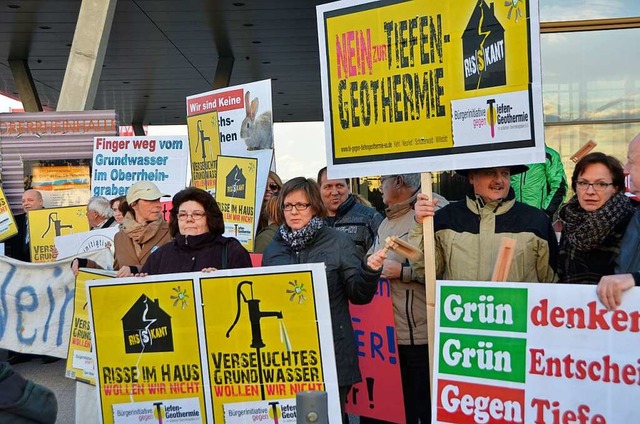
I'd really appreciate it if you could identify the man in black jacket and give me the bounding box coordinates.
[317,167,383,258]
[5,189,44,262]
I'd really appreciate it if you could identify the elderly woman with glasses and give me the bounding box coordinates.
[261,177,386,418]
[557,152,636,284]
[140,187,252,275]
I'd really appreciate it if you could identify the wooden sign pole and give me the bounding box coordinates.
[420,172,437,394]
[491,237,517,282]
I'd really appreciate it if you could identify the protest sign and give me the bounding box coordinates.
[88,276,207,424]
[28,205,90,262]
[0,184,17,242]
[86,264,341,423]
[317,0,544,178]
[55,227,119,259]
[0,249,113,357]
[200,264,340,423]
[66,268,115,385]
[29,159,91,207]
[346,278,405,421]
[187,110,221,193]
[91,135,189,199]
[186,80,275,203]
[215,155,258,252]
[433,281,640,423]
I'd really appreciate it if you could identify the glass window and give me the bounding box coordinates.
[545,122,640,195]
[540,0,640,22]
[541,28,640,122]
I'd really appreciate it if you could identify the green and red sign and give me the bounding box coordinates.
[433,281,640,423]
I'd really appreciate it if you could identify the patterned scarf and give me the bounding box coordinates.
[559,191,635,251]
[122,212,164,257]
[279,216,324,252]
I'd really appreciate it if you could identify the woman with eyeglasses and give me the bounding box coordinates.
[261,177,386,418]
[140,187,252,275]
[257,171,283,233]
[557,152,636,283]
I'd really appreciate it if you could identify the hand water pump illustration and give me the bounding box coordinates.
[226,280,287,400]
[42,212,72,237]
[195,119,212,190]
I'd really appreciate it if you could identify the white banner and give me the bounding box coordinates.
[91,136,189,199]
[55,227,119,259]
[0,248,113,358]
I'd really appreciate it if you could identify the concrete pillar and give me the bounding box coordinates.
[212,57,234,89]
[57,0,118,111]
[132,123,145,136]
[8,59,43,112]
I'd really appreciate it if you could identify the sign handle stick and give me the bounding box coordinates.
[491,237,517,282]
[420,172,436,399]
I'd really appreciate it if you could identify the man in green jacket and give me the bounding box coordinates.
[511,144,567,218]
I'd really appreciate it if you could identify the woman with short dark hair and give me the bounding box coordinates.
[141,187,251,274]
[558,152,636,283]
[261,177,386,417]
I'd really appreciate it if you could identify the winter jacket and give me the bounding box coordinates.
[409,188,558,283]
[0,362,58,424]
[369,194,448,346]
[616,209,640,273]
[113,220,171,272]
[254,223,278,254]
[262,226,381,386]
[141,232,252,274]
[511,145,567,217]
[324,195,383,258]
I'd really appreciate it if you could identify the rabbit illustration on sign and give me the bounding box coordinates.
[240,91,274,150]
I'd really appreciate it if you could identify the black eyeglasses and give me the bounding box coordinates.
[268,183,280,191]
[283,203,310,212]
[575,180,614,192]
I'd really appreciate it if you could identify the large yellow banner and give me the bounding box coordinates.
[318,0,544,176]
[187,111,221,193]
[89,279,207,424]
[0,184,17,242]
[66,269,115,385]
[215,155,258,252]
[28,205,89,262]
[201,270,328,422]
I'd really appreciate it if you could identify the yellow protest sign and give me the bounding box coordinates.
[318,0,544,176]
[28,205,89,262]
[89,278,206,424]
[187,110,221,193]
[66,269,115,385]
[0,184,18,242]
[201,269,334,422]
[215,155,258,252]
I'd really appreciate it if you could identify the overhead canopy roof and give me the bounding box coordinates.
[0,0,326,125]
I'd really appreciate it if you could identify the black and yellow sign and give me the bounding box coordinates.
[89,279,206,424]
[215,155,258,252]
[28,205,89,262]
[187,111,221,194]
[66,269,115,385]
[0,185,17,242]
[318,0,543,176]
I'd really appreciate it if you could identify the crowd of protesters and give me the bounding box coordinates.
[4,133,640,423]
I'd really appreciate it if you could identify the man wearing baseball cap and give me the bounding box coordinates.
[408,165,558,283]
[72,181,171,277]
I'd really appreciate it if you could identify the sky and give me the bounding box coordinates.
[0,95,327,183]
